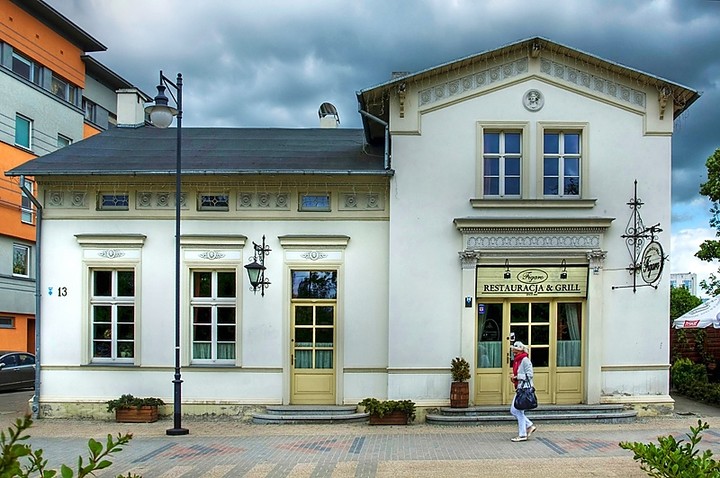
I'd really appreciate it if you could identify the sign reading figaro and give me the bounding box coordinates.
[640,241,664,285]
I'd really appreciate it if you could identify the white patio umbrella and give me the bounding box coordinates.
[673,295,720,329]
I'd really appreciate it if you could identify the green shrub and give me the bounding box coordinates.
[358,398,416,422]
[106,394,165,412]
[0,415,141,478]
[672,358,708,393]
[620,420,720,477]
[451,357,471,382]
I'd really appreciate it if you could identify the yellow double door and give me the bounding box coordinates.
[475,299,584,405]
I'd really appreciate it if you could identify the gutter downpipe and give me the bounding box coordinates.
[357,107,390,170]
[20,175,42,419]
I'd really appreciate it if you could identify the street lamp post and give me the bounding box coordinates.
[145,71,189,436]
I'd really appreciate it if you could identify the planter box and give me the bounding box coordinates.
[115,406,159,423]
[369,410,410,425]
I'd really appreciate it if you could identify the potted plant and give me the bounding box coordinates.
[358,398,416,425]
[450,356,471,408]
[106,394,165,423]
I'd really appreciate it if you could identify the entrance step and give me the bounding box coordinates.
[426,404,637,426]
[252,405,369,424]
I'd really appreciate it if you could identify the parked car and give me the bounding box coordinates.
[0,351,35,391]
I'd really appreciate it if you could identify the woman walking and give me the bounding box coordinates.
[509,341,537,442]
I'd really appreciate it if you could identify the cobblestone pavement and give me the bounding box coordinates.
[6,415,720,477]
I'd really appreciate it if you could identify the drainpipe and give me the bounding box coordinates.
[357,108,390,170]
[20,175,42,419]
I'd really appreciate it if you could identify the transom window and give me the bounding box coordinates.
[483,131,522,197]
[91,269,135,362]
[198,194,229,211]
[15,115,31,149]
[299,194,331,212]
[191,270,237,363]
[98,193,129,210]
[543,132,581,197]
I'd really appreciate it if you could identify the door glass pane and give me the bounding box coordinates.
[531,325,549,345]
[510,326,528,345]
[532,303,549,322]
[295,328,312,347]
[316,328,333,347]
[315,350,332,369]
[295,306,312,326]
[532,348,549,367]
[295,350,312,368]
[510,303,528,323]
[558,302,582,367]
[316,306,334,325]
[477,302,503,368]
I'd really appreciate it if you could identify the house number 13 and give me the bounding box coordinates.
[48,287,68,297]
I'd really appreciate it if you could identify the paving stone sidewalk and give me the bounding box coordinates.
[7,415,720,477]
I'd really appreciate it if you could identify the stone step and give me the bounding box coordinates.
[426,404,637,426]
[252,405,369,424]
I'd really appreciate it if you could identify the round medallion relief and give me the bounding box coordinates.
[523,89,544,111]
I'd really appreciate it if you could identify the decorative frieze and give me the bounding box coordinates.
[340,193,383,210]
[198,251,226,260]
[136,192,186,209]
[237,192,290,210]
[46,190,88,208]
[98,249,125,259]
[418,58,529,107]
[467,234,601,250]
[540,59,645,109]
[301,251,329,261]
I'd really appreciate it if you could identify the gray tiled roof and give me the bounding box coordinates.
[6,126,391,177]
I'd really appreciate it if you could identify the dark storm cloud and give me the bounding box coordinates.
[46,0,720,209]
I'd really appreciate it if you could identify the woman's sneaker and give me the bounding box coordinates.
[527,425,537,437]
[511,436,527,442]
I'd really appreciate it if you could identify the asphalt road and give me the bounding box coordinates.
[0,388,32,421]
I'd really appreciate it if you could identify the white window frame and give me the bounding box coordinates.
[21,178,34,224]
[12,244,30,277]
[57,134,72,148]
[76,234,145,365]
[190,269,237,364]
[15,114,32,150]
[90,269,136,363]
[476,122,530,199]
[482,131,523,198]
[538,123,589,199]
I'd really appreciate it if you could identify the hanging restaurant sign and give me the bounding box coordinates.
[640,241,664,285]
[476,265,588,298]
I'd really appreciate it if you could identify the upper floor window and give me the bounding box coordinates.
[299,194,331,212]
[11,51,42,86]
[21,178,33,224]
[91,269,135,362]
[15,115,32,149]
[198,194,229,211]
[51,74,78,104]
[483,131,522,197]
[543,132,581,197]
[12,244,30,277]
[83,98,97,123]
[57,135,72,148]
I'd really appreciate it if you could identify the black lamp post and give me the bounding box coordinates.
[145,71,189,436]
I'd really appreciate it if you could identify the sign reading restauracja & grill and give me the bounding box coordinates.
[477,265,588,298]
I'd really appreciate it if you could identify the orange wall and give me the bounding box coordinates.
[0,143,35,241]
[83,122,102,139]
[0,315,33,353]
[0,0,86,87]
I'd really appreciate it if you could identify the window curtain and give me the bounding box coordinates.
[217,343,235,360]
[557,303,581,367]
[193,343,211,360]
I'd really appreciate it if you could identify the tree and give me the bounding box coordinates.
[670,286,702,323]
[696,148,720,296]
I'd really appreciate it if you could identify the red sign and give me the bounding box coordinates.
[684,320,700,327]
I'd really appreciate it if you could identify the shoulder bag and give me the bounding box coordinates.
[515,380,538,410]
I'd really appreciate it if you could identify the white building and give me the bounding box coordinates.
[670,272,698,296]
[6,37,700,418]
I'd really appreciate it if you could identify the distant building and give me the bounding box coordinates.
[0,0,147,354]
[670,272,698,296]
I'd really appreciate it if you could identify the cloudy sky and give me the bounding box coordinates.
[47,0,720,295]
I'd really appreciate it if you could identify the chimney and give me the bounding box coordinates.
[116,88,150,127]
[318,102,339,128]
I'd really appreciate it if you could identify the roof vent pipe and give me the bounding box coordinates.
[357,108,390,170]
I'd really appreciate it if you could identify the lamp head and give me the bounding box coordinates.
[145,84,178,128]
[244,260,266,288]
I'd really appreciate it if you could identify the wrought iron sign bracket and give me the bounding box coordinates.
[612,180,667,293]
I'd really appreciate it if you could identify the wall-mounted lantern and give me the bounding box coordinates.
[245,235,271,296]
[560,259,568,280]
[504,259,511,280]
